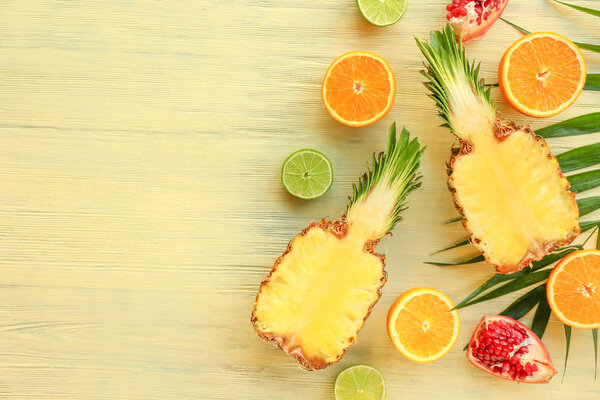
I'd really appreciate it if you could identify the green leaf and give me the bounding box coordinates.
[455,246,580,309]
[578,196,600,217]
[581,220,600,232]
[557,143,600,173]
[531,295,552,339]
[569,169,600,193]
[424,254,484,266]
[585,74,600,91]
[553,0,600,17]
[430,238,470,254]
[442,216,461,224]
[500,18,530,34]
[536,112,600,138]
[594,329,598,380]
[500,18,600,53]
[500,284,546,321]
[576,42,600,53]
[460,269,552,308]
[563,325,572,382]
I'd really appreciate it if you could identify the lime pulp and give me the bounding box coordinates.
[281,149,333,200]
[334,364,386,400]
[356,0,407,27]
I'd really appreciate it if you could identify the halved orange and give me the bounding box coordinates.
[547,249,600,329]
[322,51,395,127]
[498,32,586,118]
[386,287,460,363]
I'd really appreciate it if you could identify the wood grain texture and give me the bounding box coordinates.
[0,0,599,398]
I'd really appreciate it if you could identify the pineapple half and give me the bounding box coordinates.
[416,26,580,274]
[252,124,424,370]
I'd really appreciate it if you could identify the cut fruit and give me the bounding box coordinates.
[446,0,509,43]
[547,249,600,329]
[386,287,460,363]
[499,32,587,118]
[322,51,396,127]
[416,25,580,274]
[282,149,333,199]
[466,315,557,383]
[334,365,386,400]
[357,0,407,27]
[252,124,424,370]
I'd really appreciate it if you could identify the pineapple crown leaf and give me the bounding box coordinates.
[347,123,425,234]
[415,25,495,132]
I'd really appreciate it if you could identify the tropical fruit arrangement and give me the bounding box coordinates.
[252,0,599,398]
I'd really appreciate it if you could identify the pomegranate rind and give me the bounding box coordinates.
[386,287,460,363]
[448,0,509,43]
[466,315,557,383]
[498,32,587,118]
[547,249,600,329]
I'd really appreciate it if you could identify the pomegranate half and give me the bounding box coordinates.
[466,315,557,383]
[446,0,509,43]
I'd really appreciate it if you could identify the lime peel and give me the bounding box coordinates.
[281,149,333,200]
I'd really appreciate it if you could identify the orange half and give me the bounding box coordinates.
[547,249,600,329]
[322,51,395,127]
[386,287,460,363]
[499,32,586,118]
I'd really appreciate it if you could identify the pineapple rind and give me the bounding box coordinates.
[251,218,386,371]
[447,121,580,274]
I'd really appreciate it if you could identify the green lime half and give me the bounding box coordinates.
[357,0,407,27]
[334,365,386,400]
[281,149,333,200]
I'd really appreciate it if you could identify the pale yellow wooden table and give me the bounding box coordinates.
[1,1,599,399]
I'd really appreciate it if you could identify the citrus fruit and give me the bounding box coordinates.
[322,51,395,127]
[334,364,385,400]
[386,287,460,363]
[281,149,333,199]
[547,249,600,329]
[357,0,407,27]
[498,32,586,118]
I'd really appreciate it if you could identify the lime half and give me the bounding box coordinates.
[334,365,386,400]
[357,0,407,27]
[281,149,333,200]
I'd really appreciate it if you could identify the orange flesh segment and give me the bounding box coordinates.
[324,53,393,124]
[505,36,583,112]
[550,252,600,326]
[393,293,456,358]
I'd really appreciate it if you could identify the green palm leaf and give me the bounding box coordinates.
[585,74,600,91]
[569,169,600,193]
[454,246,580,309]
[594,329,599,379]
[563,325,572,382]
[424,254,484,266]
[499,284,546,320]
[536,112,600,138]
[552,0,600,17]
[557,143,600,173]
[531,295,552,338]
[500,18,600,53]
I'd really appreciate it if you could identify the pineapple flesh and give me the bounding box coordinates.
[417,26,580,274]
[252,124,424,370]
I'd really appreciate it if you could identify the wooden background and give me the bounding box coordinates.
[0,0,598,398]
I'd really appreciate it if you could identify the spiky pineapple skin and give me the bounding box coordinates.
[250,217,386,371]
[446,120,580,274]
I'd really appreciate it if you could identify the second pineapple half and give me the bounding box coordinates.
[252,124,424,370]
[416,26,580,275]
